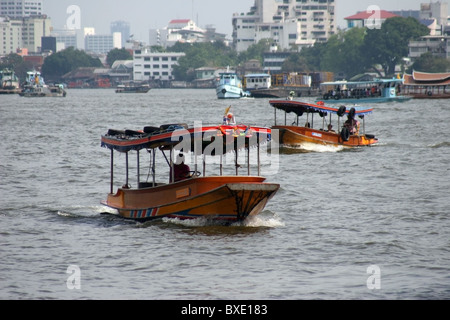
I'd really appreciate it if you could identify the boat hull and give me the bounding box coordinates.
[274,125,378,148]
[116,86,150,94]
[102,176,280,222]
[216,84,249,99]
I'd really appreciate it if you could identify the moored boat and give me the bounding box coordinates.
[402,71,450,99]
[269,100,378,150]
[318,78,411,104]
[245,72,315,98]
[0,69,20,94]
[115,81,151,93]
[19,71,66,97]
[101,122,279,222]
[216,70,251,99]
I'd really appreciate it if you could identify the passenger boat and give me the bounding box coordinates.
[244,72,317,98]
[269,100,378,150]
[0,69,20,94]
[216,70,251,99]
[19,71,67,97]
[318,78,411,104]
[100,122,280,222]
[115,81,151,93]
[402,71,450,99]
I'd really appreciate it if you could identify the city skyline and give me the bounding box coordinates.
[44,0,442,41]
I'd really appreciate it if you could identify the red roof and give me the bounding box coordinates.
[404,71,450,85]
[169,19,191,24]
[345,10,399,20]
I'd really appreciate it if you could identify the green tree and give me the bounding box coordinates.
[281,53,309,72]
[41,47,103,81]
[106,48,132,67]
[295,42,327,71]
[363,17,430,77]
[237,39,272,64]
[408,52,450,73]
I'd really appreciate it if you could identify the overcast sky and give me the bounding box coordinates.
[44,0,443,41]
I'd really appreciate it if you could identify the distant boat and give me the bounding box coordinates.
[216,69,250,99]
[403,70,450,99]
[318,78,412,104]
[115,81,151,94]
[0,69,20,94]
[19,71,66,98]
[245,72,314,98]
[269,99,378,150]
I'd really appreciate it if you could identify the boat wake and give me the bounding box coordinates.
[162,211,284,228]
[429,141,450,149]
[280,143,344,153]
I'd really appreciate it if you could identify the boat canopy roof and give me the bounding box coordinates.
[269,100,374,117]
[321,78,403,87]
[245,74,271,78]
[101,124,271,154]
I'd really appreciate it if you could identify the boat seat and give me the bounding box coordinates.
[107,129,125,136]
[160,123,188,131]
[125,129,144,136]
[144,126,160,134]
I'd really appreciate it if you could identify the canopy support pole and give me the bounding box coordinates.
[125,151,129,187]
[257,141,261,177]
[152,149,156,187]
[110,149,114,194]
[137,150,140,188]
[235,149,239,176]
[247,146,250,176]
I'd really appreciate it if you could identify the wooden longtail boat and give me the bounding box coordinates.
[269,100,378,150]
[101,123,280,222]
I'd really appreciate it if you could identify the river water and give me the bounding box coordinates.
[0,88,449,300]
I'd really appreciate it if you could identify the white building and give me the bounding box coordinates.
[133,48,185,83]
[409,35,450,60]
[232,0,336,52]
[0,17,22,54]
[85,32,122,54]
[0,15,51,54]
[0,0,43,17]
[420,1,449,28]
[149,19,206,47]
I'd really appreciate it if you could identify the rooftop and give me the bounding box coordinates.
[345,10,399,20]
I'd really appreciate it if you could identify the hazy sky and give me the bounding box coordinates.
[44,0,442,41]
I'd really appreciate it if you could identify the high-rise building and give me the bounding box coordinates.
[232,0,336,52]
[85,32,122,54]
[0,0,43,17]
[0,15,51,54]
[111,21,130,48]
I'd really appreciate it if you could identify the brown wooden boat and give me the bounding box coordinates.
[101,123,280,222]
[269,100,378,150]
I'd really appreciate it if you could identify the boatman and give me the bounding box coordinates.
[344,114,360,135]
[223,112,236,125]
[171,153,191,183]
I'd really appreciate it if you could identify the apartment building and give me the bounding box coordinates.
[85,32,122,54]
[0,0,43,17]
[0,15,51,54]
[0,16,21,54]
[133,48,185,83]
[232,0,336,52]
[409,35,450,60]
